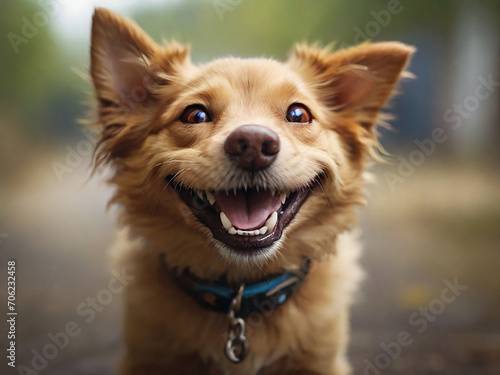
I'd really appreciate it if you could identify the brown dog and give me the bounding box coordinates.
[89,8,413,375]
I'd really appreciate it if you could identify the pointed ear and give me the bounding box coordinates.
[288,42,415,128]
[89,8,190,165]
[90,7,190,111]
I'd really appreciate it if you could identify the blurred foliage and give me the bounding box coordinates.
[0,0,85,144]
[133,0,461,61]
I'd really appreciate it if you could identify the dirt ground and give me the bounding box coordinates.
[1,155,499,375]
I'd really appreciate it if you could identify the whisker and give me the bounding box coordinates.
[152,169,184,216]
[152,184,169,217]
[169,170,184,191]
[167,170,184,188]
[146,159,197,183]
[316,180,332,214]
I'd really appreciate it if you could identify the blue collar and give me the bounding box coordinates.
[159,255,311,318]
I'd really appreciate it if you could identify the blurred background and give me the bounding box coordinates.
[1,1,499,374]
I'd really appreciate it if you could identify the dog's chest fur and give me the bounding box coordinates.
[114,231,362,375]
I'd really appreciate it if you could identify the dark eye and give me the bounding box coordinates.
[180,105,211,124]
[286,104,312,123]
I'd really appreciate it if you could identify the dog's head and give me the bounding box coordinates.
[89,8,413,275]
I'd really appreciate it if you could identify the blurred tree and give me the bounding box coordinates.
[0,0,81,140]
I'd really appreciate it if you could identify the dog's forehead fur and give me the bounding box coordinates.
[196,58,306,94]
[167,57,316,121]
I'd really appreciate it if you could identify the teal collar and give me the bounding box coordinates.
[159,255,311,318]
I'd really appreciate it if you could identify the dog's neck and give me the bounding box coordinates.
[159,254,311,318]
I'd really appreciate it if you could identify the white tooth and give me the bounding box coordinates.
[271,188,276,196]
[259,226,267,235]
[253,230,260,236]
[228,227,236,235]
[280,193,286,204]
[265,212,278,231]
[220,212,233,231]
[237,230,244,236]
[206,191,216,205]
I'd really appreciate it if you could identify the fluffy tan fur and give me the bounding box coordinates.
[89,8,414,375]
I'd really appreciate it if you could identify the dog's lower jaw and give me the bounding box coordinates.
[212,237,284,266]
[115,231,361,375]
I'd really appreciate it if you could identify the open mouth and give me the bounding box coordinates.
[168,176,317,254]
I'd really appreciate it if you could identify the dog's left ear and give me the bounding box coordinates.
[288,42,415,129]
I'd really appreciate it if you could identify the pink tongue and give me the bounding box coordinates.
[216,190,281,230]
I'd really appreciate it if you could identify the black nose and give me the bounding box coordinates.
[224,125,281,171]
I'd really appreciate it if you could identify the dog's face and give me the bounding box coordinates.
[90,8,413,272]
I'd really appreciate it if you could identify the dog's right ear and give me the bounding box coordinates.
[90,8,190,164]
[90,7,190,111]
